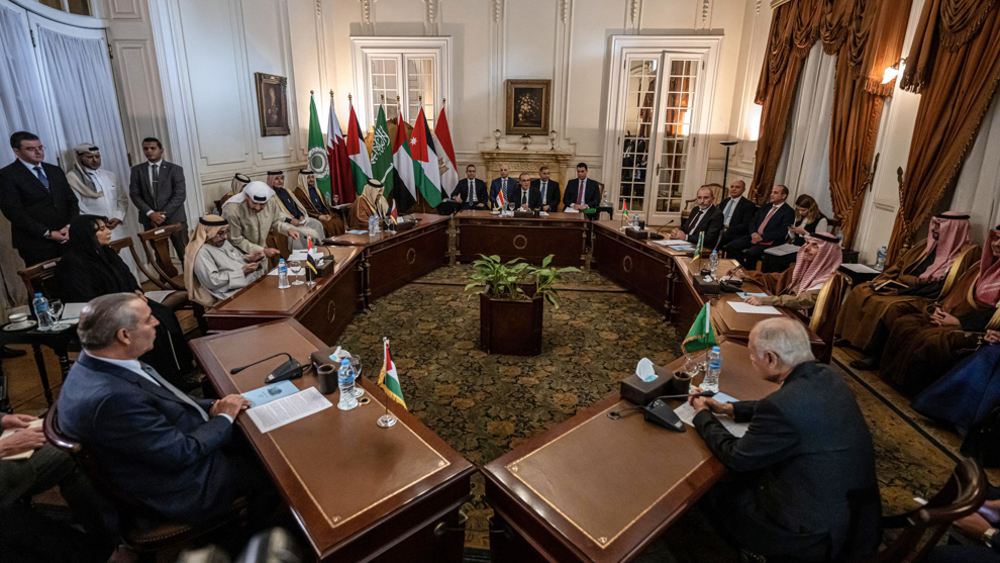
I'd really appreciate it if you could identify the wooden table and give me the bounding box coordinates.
[190,319,475,562]
[454,210,588,266]
[483,341,778,563]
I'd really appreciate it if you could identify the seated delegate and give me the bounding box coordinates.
[669,184,723,247]
[451,164,489,210]
[760,193,827,273]
[531,166,561,212]
[718,180,756,247]
[562,162,600,211]
[267,170,325,242]
[724,184,794,269]
[294,168,345,236]
[185,215,266,306]
[735,232,843,311]
[347,179,389,230]
[222,181,302,254]
[513,172,541,211]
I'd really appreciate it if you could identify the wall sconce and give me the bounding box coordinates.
[493,129,501,150]
[882,58,906,85]
[520,134,532,150]
[549,130,558,151]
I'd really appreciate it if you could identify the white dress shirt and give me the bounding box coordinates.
[145,159,163,216]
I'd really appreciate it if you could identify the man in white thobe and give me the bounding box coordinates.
[184,215,266,305]
[66,143,128,230]
[221,181,303,255]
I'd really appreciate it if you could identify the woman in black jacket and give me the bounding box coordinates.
[55,215,194,387]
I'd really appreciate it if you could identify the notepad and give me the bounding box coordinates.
[674,393,748,437]
[346,229,368,235]
[764,243,800,256]
[245,387,333,433]
[736,292,767,300]
[0,418,43,460]
[241,380,300,408]
[728,301,781,315]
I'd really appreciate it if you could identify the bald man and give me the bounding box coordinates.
[671,185,723,247]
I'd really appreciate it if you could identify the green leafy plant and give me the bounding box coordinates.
[465,254,579,308]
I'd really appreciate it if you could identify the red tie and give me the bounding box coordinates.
[577,180,585,206]
[758,205,777,235]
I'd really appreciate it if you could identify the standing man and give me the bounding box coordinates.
[451,164,488,210]
[670,185,724,247]
[129,137,188,262]
[514,173,541,211]
[0,131,79,266]
[489,163,513,208]
[531,166,561,212]
[724,184,794,269]
[66,143,128,232]
[718,180,756,247]
[563,162,600,211]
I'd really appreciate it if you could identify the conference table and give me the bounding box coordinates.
[453,210,589,266]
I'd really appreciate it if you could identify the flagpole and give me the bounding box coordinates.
[377,337,397,428]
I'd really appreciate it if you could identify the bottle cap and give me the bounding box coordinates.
[341,359,350,365]
[35,293,41,297]
[711,250,717,254]
[712,346,720,352]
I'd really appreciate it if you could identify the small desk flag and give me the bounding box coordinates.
[378,339,406,409]
[682,303,717,355]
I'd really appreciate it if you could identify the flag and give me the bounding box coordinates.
[305,253,319,283]
[695,231,705,258]
[434,105,458,200]
[389,201,398,224]
[682,303,717,354]
[391,117,417,212]
[409,107,442,207]
[622,200,628,220]
[306,95,332,203]
[378,339,406,409]
[370,104,394,195]
[326,96,355,204]
[347,100,372,196]
[496,187,507,209]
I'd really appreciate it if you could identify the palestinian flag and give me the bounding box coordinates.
[347,100,372,196]
[409,107,442,207]
[434,105,458,200]
[391,116,416,213]
[371,104,394,195]
[306,95,332,203]
[326,96,355,204]
[378,339,406,409]
[682,303,717,354]
[622,200,629,220]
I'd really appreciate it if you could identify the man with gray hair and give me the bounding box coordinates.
[688,317,880,562]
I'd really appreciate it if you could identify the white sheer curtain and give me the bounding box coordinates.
[774,41,837,217]
[0,3,52,312]
[949,95,1000,242]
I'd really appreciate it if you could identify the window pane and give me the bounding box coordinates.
[67,0,90,15]
[655,59,699,215]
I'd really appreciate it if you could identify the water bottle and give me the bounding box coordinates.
[368,215,376,236]
[632,212,640,229]
[703,346,721,393]
[33,293,52,331]
[278,259,290,289]
[874,246,887,272]
[708,250,719,279]
[337,359,358,410]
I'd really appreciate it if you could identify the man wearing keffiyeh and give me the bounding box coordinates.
[221,180,302,254]
[735,232,843,311]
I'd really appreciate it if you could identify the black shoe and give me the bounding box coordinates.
[1,346,26,359]
[850,356,880,370]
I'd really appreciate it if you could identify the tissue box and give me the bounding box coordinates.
[620,364,673,405]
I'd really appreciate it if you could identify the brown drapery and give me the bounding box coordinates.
[885,0,1000,263]
[750,0,912,248]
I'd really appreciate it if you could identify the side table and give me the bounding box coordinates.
[0,323,77,412]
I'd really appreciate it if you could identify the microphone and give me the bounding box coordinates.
[231,353,291,374]
[230,353,304,384]
[653,391,716,401]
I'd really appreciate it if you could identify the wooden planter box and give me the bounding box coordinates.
[480,284,543,356]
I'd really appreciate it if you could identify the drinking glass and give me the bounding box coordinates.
[350,354,365,398]
[48,299,65,330]
[288,260,303,285]
[332,194,340,206]
[684,354,702,381]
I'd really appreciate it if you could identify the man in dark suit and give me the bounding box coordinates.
[0,131,79,266]
[670,185,724,247]
[57,293,273,526]
[562,162,600,211]
[689,318,880,563]
[718,179,757,247]
[451,164,489,210]
[488,163,514,208]
[724,184,794,269]
[129,137,189,262]
[513,173,542,210]
[531,166,561,212]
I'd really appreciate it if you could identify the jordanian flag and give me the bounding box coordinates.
[347,100,372,196]
[378,338,406,409]
[409,107,442,207]
[306,95,331,202]
[371,104,394,195]
[391,117,416,212]
[682,303,717,354]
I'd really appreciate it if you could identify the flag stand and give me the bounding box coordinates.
[377,337,398,428]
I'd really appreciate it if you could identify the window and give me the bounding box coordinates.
[38,0,90,16]
[351,37,451,131]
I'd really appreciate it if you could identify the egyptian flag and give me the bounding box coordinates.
[496,186,507,209]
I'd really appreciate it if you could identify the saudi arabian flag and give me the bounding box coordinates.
[682,303,717,354]
[370,104,394,195]
[378,338,406,409]
[306,95,331,201]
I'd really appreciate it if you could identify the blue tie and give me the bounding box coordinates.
[724,199,733,224]
[33,166,49,190]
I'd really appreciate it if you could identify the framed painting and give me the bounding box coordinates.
[255,73,290,137]
[505,79,551,135]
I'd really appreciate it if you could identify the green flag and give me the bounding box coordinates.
[370,104,394,195]
[682,303,717,354]
[306,95,332,201]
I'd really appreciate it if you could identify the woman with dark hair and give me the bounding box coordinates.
[55,215,194,387]
[761,194,828,273]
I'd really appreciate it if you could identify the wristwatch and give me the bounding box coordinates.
[984,527,998,548]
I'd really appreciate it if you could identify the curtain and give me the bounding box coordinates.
[949,94,1000,239]
[887,1,1000,262]
[0,4,52,313]
[775,42,836,217]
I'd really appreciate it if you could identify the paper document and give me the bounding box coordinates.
[539,211,549,216]
[0,418,43,460]
[241,380,300,408]
[245,387,333,433]
[656,239,694,247]
[841,263,879,274]
[288,250,323,261]
[143,291,176,305]
[59,302,88,324]
[563,208,580,213]
[736,292,767,300]
[674,393,748,437]
[728,301,781,315]
[346,229,368,235]
[764,243,800,257]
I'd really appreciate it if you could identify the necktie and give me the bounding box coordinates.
[33,166,49,190]
[688,208,703,233]
[522,190,527,205]
[469,179,476,203]
[502,178,508,201]
[724,199,734,226]
[757,205,778,235]
[141,363,209,421]
[151,164,160,199]
[541,182,547,203]
[577,180,585,206]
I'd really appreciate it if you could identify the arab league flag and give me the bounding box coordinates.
[392,117,417,212]
[378,339,406,409]
[434,105,458,200]
[306,95,332,202]
[326,97,355,204]
[682,303,717,354]
[370,104,394,195]
[347,100,372,196]
[409,107,442,207]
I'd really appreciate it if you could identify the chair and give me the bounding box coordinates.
[109,237,206,332]
[43,403,249,555]
[137,223,184,288]
[808,272,848,364]
[17,257,62,299]
[682,184,725,216]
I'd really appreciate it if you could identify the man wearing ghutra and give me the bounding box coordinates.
[185,215,266,305]
[265,170,325,242]
[347,179,389,231]
[734,232,843,311]
[66,143,128,231]
[294,169,345,236]
[221,181,302,255]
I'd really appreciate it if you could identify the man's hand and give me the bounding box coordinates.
[670,229,686,240]
[750,233,763,244]
[572,204,584,211]
[986,330,1000,344]
[246,250,266,262]
[290,218,302,227]
[264,248,281,258]
[210,394,251,419]
[150,211,166,227]
[688,388,734,416]
[106,218,122,229]
[48,229,68,243]
[242,263,260,275]
[287,228,301,241]
[745,296,764,306]
[1,414,36,431]
[454,195,463,204]
[318,214,331,221]
[953,512,993,540]
[930,307,960,327]
[542,205,550,212]
[0,427,45,458]
[475,203,486,209]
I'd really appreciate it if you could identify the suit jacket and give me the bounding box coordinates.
[682,204,724,247]
[719,196,757,239]
[0,160,79,258]
[748,202,795,245]
[562,178,601,209]
[512,186,542,210]
[129,160,188,229]
[57,352,237,524]
[694,361,880,561]
[488,177,516,207]
[451,178,489,209]
[530,179,561,210]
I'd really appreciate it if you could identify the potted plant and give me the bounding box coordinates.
[466,254,578,356]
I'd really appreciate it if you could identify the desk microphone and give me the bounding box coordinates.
[230,352,303,384]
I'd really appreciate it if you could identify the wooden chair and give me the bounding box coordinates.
[137,224,184,289]
[17,257,62,299]
[682,184,725,216]
[807,272,849,364]
[43,403,249,556]
[109,237,206,332]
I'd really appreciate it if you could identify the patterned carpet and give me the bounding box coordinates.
[336,265,957,556]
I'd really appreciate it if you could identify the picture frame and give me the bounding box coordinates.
[255,72,290,137]
[505,79,551,136]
